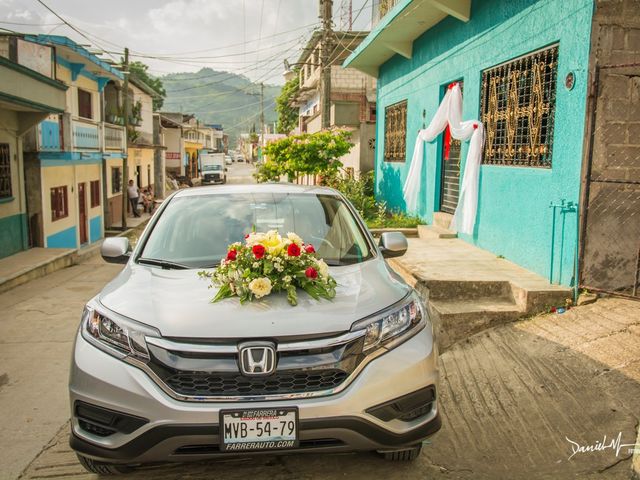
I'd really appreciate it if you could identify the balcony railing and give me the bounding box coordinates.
[104,123,126,151]
[72,118,100,150]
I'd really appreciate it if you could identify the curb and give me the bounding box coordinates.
[368,227,419,237]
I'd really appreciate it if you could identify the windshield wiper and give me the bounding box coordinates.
[137,257,190,270]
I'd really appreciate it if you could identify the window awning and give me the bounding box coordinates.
[343,0,470,78]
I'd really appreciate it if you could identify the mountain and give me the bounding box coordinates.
[160,68,281,146]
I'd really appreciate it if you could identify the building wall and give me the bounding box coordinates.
[105,157,123,228]
[375,0,594,285]
[0,109,27,258]
[164,128,182,173]
[41,164,76,248]
[40,161,102,248]
[128,147,155,190]
[579,0,640,291]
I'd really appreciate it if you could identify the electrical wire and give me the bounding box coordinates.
[166,39,301,95]
[32,0,119,63]
[0,20,63,26]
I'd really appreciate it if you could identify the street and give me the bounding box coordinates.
[0,163,638,479]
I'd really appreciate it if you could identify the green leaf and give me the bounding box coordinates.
[302,283,320,300]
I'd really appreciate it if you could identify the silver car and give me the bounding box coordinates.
[69,184,440,475]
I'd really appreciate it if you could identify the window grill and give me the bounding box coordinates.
[90,180,100,208]
[0,143,11,198]
[111,167,122,194]
[480,45,558,168]
[384,100,407,162]
[51,186,68,221]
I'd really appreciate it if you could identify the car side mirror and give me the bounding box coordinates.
[379,232,408,258]
[101,237,131,264]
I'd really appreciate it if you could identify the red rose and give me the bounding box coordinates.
[252,244,266,259]
[305,267,318,279]
[226,249,237,261]
[287,243,301,257]
[305,244,315,254]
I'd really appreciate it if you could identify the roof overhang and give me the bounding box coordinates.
[24,34,124,83]
[343,0,471,77]
[0,56,67,134]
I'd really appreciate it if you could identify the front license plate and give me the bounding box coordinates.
[219,408,298,452]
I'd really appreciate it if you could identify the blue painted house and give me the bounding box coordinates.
[344,0,640,292]
[0,37,67,259]
[15,35,126,250]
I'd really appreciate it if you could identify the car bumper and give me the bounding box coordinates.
[69,327,440,464]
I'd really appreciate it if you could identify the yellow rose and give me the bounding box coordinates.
[248,277,273,298]
[261,230,285,255]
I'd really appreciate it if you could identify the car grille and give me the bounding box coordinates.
[165,369,349,397]
[144,332,365,400]
[204,173,220,181]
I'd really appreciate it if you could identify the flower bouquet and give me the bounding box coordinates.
[199,230,337,306]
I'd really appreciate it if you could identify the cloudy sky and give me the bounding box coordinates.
[1,0,373,85]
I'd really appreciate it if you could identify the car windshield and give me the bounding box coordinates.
[203,165,222,171]
[139,193,372,268]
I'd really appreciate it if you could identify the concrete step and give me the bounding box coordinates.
[428,298,522,350]
[417,279,514,302]
[417,224,457,239]
[433,211,454,229]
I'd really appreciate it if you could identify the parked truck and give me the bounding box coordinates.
[200,152,226,185]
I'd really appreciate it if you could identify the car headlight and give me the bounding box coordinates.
[351,291,428,352]
[80,304,159,361]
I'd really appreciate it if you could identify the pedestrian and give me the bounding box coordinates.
[127,179,140,217]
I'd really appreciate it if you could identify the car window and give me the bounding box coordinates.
[139,193,372,268]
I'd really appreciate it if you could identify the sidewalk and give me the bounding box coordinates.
[389,236,573,350]
[0,213,151,295]
[107,211,152,232]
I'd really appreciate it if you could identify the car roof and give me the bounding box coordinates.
[172,183,341,198]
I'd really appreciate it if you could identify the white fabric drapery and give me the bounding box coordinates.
[402,83,484,235]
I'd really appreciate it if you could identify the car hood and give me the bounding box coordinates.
[98,258,410,338]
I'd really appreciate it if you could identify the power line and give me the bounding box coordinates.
[166,40,300,94]
[0,20,63,26]
[32,0,118,63]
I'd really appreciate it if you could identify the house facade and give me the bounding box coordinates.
[345,0,639,290]
[0,37,67,258]
[293,31,377,176]
[160,113,218,181]
[12,34,126,250]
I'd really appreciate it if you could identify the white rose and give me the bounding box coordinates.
[253,262,260,268]
[287,232,303,245]
[245,232,265,246]
[248,277,272,298]
[316,259,329,278]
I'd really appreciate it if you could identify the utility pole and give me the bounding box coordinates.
[260,82,265,160]
[320,0,333,130]
[121,47,130,230]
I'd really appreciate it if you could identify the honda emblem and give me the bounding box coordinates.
[238,342,277,376]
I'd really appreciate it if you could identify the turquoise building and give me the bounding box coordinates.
[345,0,598,287]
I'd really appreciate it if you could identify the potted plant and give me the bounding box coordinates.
[105,105,117,124]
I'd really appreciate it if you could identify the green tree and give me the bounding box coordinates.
[127,61,166,110]
[258,129,353,182]
[275,72,300,134]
